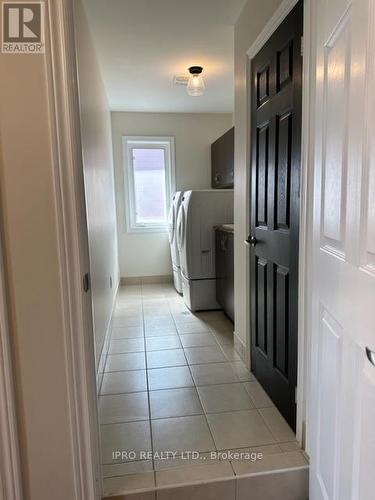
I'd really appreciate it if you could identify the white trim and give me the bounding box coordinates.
[244,48,252,374]
[246,0,312,446]
[246,0,299,59]
[45,1,101,499]
[0,232,23,500]
[97,279,119,395]
[296,0,314,451]
[234,330,249,366]
[122,136,176,233]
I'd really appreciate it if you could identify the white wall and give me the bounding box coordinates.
[233,0,282,356]
[75,0,119,368]
[111,112,233,278]
[0,2,82,497]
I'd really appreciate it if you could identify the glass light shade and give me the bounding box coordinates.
[187,73,205,96]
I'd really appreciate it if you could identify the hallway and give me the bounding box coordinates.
[99,284,308,498]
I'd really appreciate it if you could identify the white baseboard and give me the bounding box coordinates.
[96,280,119,395]
[0,236,23,499]
[234,331,250,368]
[120,275,173,285]
[96,320,111,395]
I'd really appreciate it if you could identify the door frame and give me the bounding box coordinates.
[246,0,314,447]
[33,1,316,499]
[44,1,102,498]
[0,2,102,497]
[0,204,23,500]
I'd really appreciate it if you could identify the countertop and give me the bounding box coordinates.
[215,224,234,233]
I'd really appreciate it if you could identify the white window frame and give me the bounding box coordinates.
[122,136,176,233]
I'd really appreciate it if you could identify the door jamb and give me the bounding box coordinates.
[44,1,102,498]
[38,0,315,498]
[246,0,312,447]
[0,207,23,500]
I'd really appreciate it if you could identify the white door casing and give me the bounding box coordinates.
[0,232,23,500]
[309,0,375,499]
[46,0,102,498]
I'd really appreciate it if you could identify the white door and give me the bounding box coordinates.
[309,0,375,499]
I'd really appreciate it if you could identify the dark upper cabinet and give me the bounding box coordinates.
[211,126,234,189]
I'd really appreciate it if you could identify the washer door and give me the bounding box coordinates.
[176,203,185,253]
[168,199,175,244]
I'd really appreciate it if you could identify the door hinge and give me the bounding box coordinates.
[83,272,90,293]
[300,36,304,57]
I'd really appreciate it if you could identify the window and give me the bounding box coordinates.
[123,136,175,232]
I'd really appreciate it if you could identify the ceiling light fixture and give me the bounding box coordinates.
[187,66,205,96]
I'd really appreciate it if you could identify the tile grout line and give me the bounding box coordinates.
[167,298,222,464]
[166,300,278,480]
[169,304,246,482]
[255,406,290,445]
[100,404,276,426]
[100,379,272,398]
[110,295,292,458]
[101,287,143,492]
[140,281,157,486]
[104,287,300,498]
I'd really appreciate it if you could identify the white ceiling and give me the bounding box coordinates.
[82,0,247,113]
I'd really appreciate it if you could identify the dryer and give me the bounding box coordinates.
[168,191,184,293]
[176,189,234,311]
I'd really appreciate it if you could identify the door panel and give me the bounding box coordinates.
[360,22,375,273]
[321,17,349,253]
[216,229,227,312]
[277,42,293,90]
[316,308,343,500]
[250,1,303,430]
[364,164,375,266]
[276,112,292,230]
[274,264,289,377]
[226,232,235,322]
[256,125,269,227]
[255,257,268,355]
[353,364,375,500]
[309,0,375,498]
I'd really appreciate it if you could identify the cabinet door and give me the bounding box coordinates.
[211,127,234,189]
[215,230,226,308]
[225,232,235,322]
[216,230,235,322]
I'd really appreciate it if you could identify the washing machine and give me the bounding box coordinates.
[176,189,234,310]
[168,191,184,293]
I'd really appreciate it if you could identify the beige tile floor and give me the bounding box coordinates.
[99,284,308,499]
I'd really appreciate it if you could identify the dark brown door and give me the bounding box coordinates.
[249,1,303,430]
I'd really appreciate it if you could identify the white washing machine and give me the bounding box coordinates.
[168,191,184,293]
[176,189,234,311]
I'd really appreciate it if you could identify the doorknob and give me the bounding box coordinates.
[366,347,375,367]
[214,173,222,184]
[245,235,257,246]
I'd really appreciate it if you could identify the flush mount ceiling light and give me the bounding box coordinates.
[187,66,205,96]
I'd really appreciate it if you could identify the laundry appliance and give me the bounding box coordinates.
[176,189,234,311]
[168,191,184,293]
